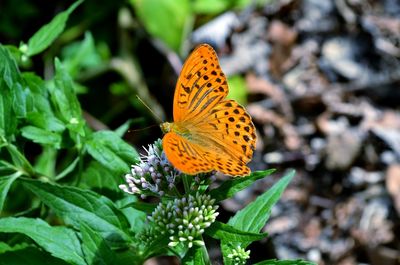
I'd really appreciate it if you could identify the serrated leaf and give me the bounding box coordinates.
[51,58,84,134]
[206,221,267,245]
[21,126,62,148]
[26,0,83,56]
[228,170,295,233]
[22,179,131,246]
[210,169,275,202]
[0,246,70,265]
[11,82,29,118]
[0,217,85,265]
[86,130,139,175]
[0,242,30,255]
[0,81,17,138]
[0,173,20,212]
[0,44,21,89]
[80,222,118,265]
[0,44,21,139]
[254,259,317,265]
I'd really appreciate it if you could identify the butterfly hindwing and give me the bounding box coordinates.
[163,131,251,176]
[190,99,256,165]
[163,132,214,174]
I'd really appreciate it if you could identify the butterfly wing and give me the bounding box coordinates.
[173,44,228,122]
[190,99,256,168]
[163,43,256,176]
[163,131,252,176]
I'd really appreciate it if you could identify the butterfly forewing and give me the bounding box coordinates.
[173,44,228,122]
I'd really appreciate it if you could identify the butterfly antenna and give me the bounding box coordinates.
[136,95,163,123]
[128,124,159,133]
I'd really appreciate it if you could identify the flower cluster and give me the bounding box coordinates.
[119,139,181,197]
[227,245,251,265]
[149,193,219,248]
[119,139,218,198]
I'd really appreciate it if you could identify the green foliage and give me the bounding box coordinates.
[0,1,315,264]
[0,217,85,265]
[23,0,83,57]
[210,169,275,202]
[129,0,263,53]
[227,75,248,105]
[130,0,191,52]
[228,170,295,234]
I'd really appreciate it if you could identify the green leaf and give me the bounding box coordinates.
[0,246,70,265]
[0,173,20,212]
[51,58,84,134]
[114,119,137,138]
[0,47,19,138]
[181,245,209,265]
[0,217,85,265]
[122,201,157,214]
[0,44,20,89]
[86,130,139,176]
[21,126,62,148]
[210,169,275,202]
[79,161,121,192]
[4,143,35,176]
[80,222,118,265]
[61,31,103,77]
[206,221,267,245]
[25,0,83,56]
[228,170,295,233]
[0,242,30,254]
[227,75,247,105]
[22,179,131,245]
[115,196,148,234]
[130,0,191,52]
[11,82,30,118]
[26,112,65,132]
[34,147,57,177]
[192,0,230,15]
[0,93,18,138]
[23,73,53,114]
[254,259,317,265]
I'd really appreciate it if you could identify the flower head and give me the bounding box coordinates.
[227,245,251,265]
[119,139,181,197]
[149,193,219,248]
[119,139,218,197]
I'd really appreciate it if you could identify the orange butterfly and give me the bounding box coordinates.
[160,44,256,176]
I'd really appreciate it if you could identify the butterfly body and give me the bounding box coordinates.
[161,44,256,176]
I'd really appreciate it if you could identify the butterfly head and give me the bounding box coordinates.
[160,122,172,134]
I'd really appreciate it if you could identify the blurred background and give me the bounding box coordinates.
[1,0,399,264]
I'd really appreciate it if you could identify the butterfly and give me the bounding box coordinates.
[160,44,256,176]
